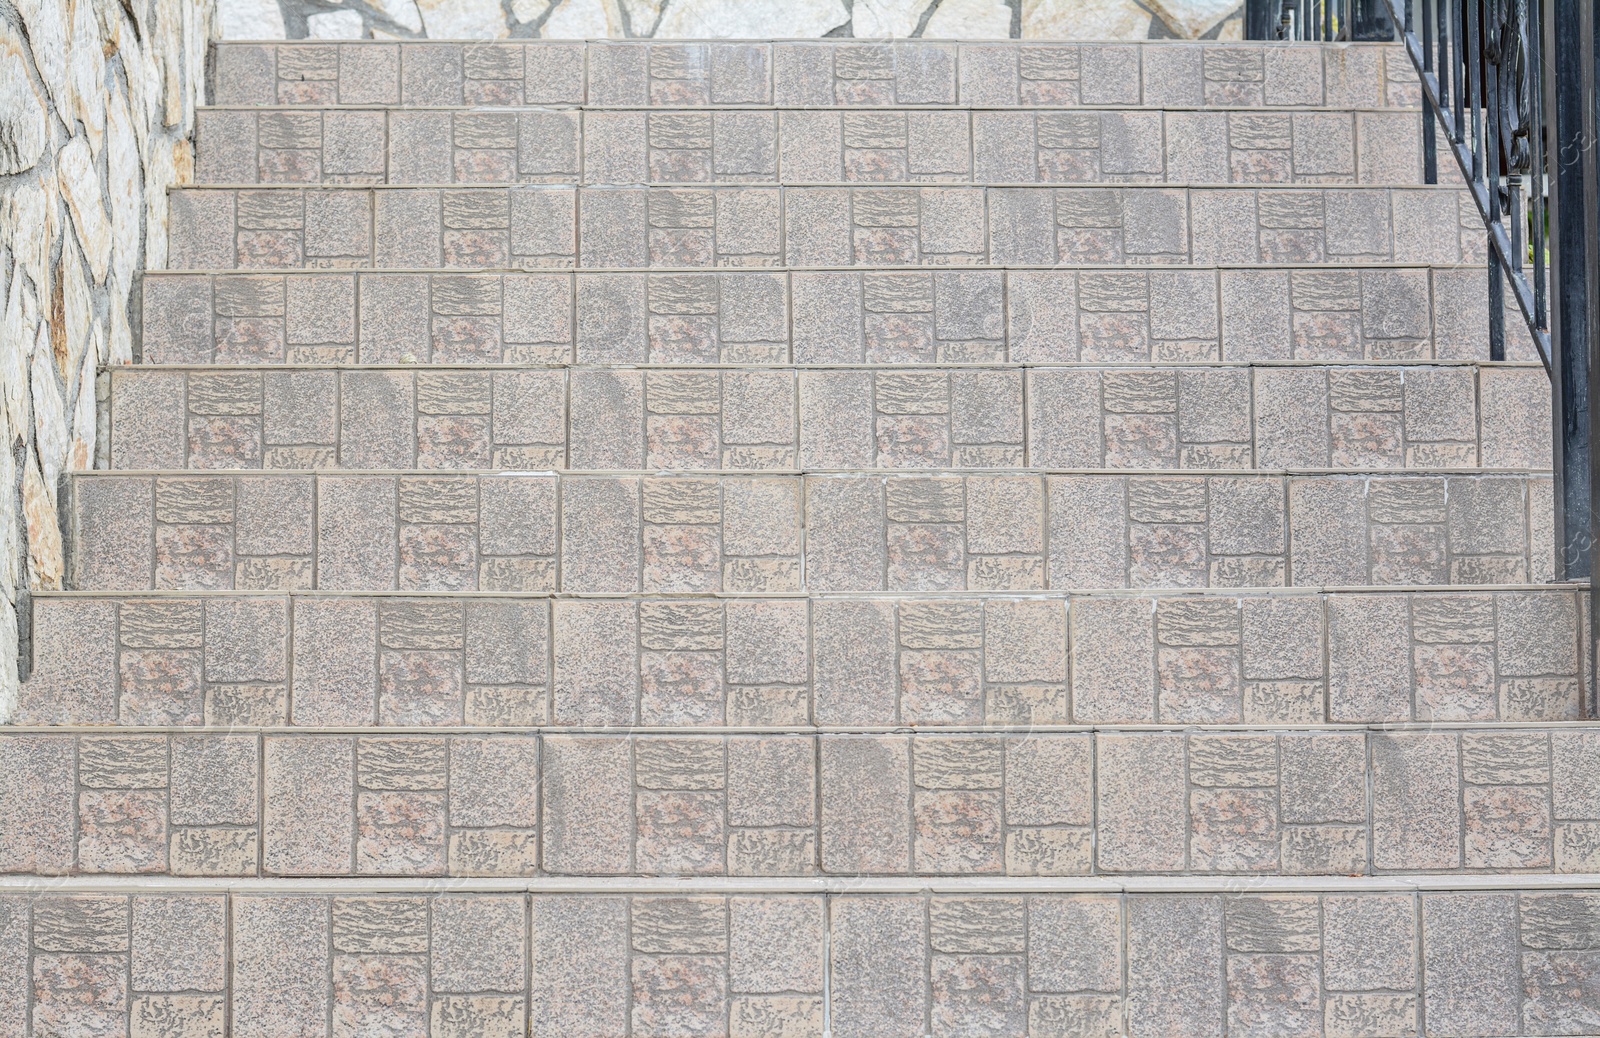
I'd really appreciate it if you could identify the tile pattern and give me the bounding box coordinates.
[212,40,1421,110]
[107,363,1552,474]
[18,590,1585,727]
[163,185,1486,271]
[195,105,1432,187]
[12,888,1593,1038]
[2,729,1596,877]
[17,34,1596,1038]
[140,266,1535,366]
[67,472,1554,593]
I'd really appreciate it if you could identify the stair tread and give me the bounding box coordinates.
[193,99,1441,189]
[20,584,1585,731]
[2,724,1595,881]
[139,263,1535,368]
[164,182,1484,274]
[105,359,1551,475]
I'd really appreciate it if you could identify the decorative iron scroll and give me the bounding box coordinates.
[1489,0,1532,179]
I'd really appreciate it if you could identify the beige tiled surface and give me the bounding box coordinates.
[17,33,1596,1038]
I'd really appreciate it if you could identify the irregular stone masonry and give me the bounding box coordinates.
[213,40,1421,109]
[16,589,1586,727]
[107,362,1551,472]
[166,183,1487,269]
[0,0,215,712]
[69,471,1554,593]
[3,727,1600,877]
[195,106,1435,187]
[3,888,1596,1037]
[15,33,1599,1037]
[141,265,1533,366]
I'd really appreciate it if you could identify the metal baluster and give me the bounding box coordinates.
[1505,0,1526,288]
[1466,0,1482,181]
[1437,0,1451,115]
[1486,0,1506,360]
[1465,0,1474,142]
[1486,0,1502,229]
[1508,0,1525,294]
[1528,0,1547,328]
[1453,0,1466,142]
[1422,0,1439,181]
[1511,176,1525,278]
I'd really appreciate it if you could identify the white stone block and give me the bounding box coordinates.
[217,0,285,39]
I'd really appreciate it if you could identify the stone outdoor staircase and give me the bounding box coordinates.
[3,35,1596,1038]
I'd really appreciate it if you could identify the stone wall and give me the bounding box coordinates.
[219,0,1244,44]
[0,0,214,718]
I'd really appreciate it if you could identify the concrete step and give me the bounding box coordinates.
[164,184,1483,271]
[140,265,1532,366]
[3,883,1586,1038]
[3,726,1597,879]
[106,362,1551,475]
[213,39,1418,110]
[18,587,1585,728]
[65,470,1555,595]
[196,105,1438,188]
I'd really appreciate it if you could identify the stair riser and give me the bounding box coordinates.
[2,729,1595,878]
[3,888,1581,1038]
[108,365,1551,474]
[215,40,1416,110]
[197,107,1434,188]
[166,185,1483,271]
[142,267,1531,366]
[20,590,1584,728]
[68,472,1555,594]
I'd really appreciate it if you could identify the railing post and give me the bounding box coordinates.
[1543,0,1599,710]
[1545,0,1595,590]
[1586,0,1600,714]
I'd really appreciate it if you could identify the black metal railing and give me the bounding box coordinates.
[1396,0,1598,673]
[1245,0,1394,40]
[1251,0,1599,704]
